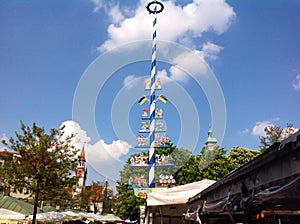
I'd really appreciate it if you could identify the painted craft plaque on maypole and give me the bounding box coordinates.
[127,0,175,199]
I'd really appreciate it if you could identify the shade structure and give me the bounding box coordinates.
[27,211,68,220]
[0,208,27,220]
[0,195,41,215]
[86,212,103,220]
[145,179,215,224]
[147,179,216,206]
[99,213,122,222]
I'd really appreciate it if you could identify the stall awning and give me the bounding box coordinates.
[147,179,215,206]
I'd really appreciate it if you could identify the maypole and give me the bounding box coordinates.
[129,1,175,197]
[148,1,160,188]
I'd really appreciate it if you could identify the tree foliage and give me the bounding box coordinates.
[259,123,298,151]
[113,182,145,221]
[175,147,230,185]
[199,147,230,180]
[115,143,263,221]
[259,125,282,149]
[72,187,91,212]
[175,147,262,185]
[227,147,261,171]
[0,121,79,223]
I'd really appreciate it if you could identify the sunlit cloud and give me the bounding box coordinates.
[201,42,224,61]
[252,121,274,137]
[97,0,236,52]
[239,128,250,135]
[61,120,132,182]
[292,74,300,90]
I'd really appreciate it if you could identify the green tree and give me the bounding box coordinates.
[227,147,261,171]
[175,155,198,185]
[199,147,229,181]
[38,183,73,211]
[113,182,145,221]
[102,179,114,214]
[259,124,298,151]
[175,147,229,185]
[0,121,79,223]
[72,188,91,212]
[259,125,282,150]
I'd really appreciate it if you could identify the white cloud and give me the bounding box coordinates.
[123,75,139,89]
[251,119,298,141]
[170,50,209,79]
[201,42,223,61]
[252,121,274,136]
[91,0,105,13]
[169,66,189,82]
[292,74,300,90]
[84,139,131,183]
[60,120,91,150]
[96,139,131,160]
[157,69,168,79]
[60,120,132,182]
[108,5,125,24]
[98,1,234,83]
[98,0,236,52]
[239,128,250,135]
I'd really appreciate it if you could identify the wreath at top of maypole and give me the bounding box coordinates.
[146,1,164,14]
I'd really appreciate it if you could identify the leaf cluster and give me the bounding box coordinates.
[0,121,80,206]
[113,182,145,221]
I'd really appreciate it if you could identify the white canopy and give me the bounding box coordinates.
[147,179,215,206]
[145,179,215,224]
[27,211,68,220]
[0,208,26,220]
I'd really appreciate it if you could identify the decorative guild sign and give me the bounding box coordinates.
[130,154,149,167]
[155,120,166,132]
[128,176,148,189]
[155,154,174,166]
[155,133,169,147]
[155,108,163,118]
[136,135,149,147]
[156,174,176,187]
[139,121,150,133]
[145,77,161,90]
[142,108,149,119]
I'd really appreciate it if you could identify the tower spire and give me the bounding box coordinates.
[205,127,218,151]
[75,145,87,193]
[80,145,86,162]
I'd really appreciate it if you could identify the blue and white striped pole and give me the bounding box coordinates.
[146,1,164,188]
[148,10,157,188]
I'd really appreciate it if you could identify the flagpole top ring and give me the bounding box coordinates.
[146,1,164,14]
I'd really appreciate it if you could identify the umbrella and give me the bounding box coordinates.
[99,213,122,222]
[27,211,68,220]
[86,212,103,220]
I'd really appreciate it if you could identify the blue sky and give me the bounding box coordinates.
[1,0,300,185]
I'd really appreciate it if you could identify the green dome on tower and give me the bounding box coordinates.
[205,128,218,150]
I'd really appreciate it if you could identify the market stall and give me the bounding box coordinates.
[145,179,215,224]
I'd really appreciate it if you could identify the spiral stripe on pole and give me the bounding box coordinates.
[148,8,157,188]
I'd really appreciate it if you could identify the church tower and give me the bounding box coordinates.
[75,146,87,193]
[205,128,218,151]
